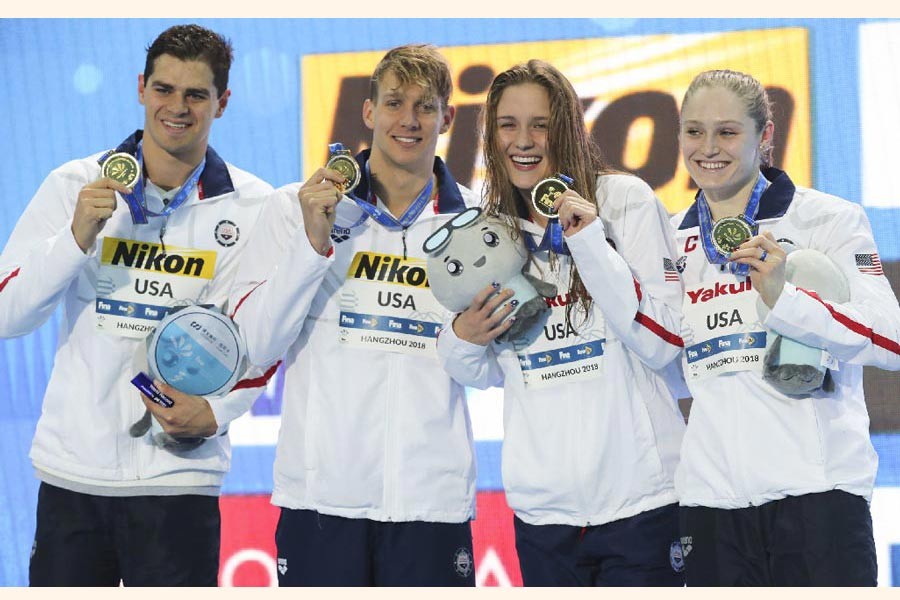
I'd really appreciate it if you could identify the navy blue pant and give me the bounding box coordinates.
[275,508,476,586]
[29,482,220,586]
[680,490,877,586]
[514,503,684,586]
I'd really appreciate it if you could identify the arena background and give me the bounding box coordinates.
[1,18,900,586]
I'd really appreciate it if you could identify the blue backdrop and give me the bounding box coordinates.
[2,18,899,586]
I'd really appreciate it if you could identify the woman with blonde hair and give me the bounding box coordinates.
[672,69,900,585]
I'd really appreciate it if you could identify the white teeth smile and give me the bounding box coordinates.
[699,161,726,170]
[511,156,540,165]
[163,121,188,129]
[394,136,418,143]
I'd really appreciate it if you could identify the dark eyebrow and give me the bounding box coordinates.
[443,256,449,263]
[481,227,489,231]
[151,82,210,97]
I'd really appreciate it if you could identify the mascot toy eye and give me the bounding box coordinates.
[423,207,556,343]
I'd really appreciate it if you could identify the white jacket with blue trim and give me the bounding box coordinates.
[438,174,686,526]
[0,131,274,495]
[672,168,900,509]
[230,152,479,523]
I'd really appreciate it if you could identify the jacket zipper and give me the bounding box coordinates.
[383,357,397,519]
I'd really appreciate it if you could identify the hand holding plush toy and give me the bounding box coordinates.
[424,207,556,344]
[760,248,850,395]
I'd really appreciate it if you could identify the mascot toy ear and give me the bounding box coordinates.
[424,208,556,342]
[761,248,850,396]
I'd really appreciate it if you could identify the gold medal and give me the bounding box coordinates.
[531,177,569,219]
[101,152,140,188]
[712,216,754,254]
[326,150,361,195]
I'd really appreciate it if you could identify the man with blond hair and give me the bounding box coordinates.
[230,44,478,586]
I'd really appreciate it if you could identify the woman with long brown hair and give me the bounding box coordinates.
[437,60,687,586]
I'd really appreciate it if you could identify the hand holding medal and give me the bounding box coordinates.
[552,191,597,237]
[697,172,769,276]
[72,154,140,252]
[526,174,586,254]
[325,145,361,195]
[728,230,787,307]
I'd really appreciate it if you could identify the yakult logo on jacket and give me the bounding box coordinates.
[544,289,591,309]
[347,252,430,288]
[686,279,753,304]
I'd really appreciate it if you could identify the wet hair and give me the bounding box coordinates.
[482,59,611,325]
[144,24,233,97]
[369,44,453,109]
[681,69,774,166]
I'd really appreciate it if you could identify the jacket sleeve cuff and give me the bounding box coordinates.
[439,316,491,363]
[204,389,258,438]
[563,218,607,251]
[763,282,816,339]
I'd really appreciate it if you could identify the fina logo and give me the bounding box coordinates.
[215,220,240,247]
[453,547,473,578]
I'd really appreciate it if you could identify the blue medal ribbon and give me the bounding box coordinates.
[328,143,434,231]
[697,172,768,276]
[525,173,574,256]
[120,141,206,225]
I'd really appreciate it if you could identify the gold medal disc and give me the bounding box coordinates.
[102,152,140,188]
[531,177,569,219]
[326,153,361,195]
[712,216,754,254]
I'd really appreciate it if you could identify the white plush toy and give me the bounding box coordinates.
[423,207,557,343]
[760,248,850,395]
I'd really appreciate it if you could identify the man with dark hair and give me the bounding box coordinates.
[144,23,234,102]
[230,44,479,586]
[0,24,273,586]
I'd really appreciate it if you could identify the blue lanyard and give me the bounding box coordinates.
[524,221,570,255]
[697,172,768,276]
[121,141,206,225]
[524,173,574,256]
[329,143,434,231]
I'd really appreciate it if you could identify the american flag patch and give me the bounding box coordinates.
[855,253,884,276]
[663,257,680,282]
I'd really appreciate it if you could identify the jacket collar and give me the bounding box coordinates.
[98,130,235,199]
[678,167,796,230]
[353,148,467,215]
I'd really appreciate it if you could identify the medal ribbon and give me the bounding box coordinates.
[328,143,433,231]
[525,173,574,256]
[697,172,768,276]
[121,141,206,225]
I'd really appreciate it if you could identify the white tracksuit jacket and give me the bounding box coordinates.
[438,174,687,526]
[230,153,479,522]
[0,131,274,495]
[672,167,900,509]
